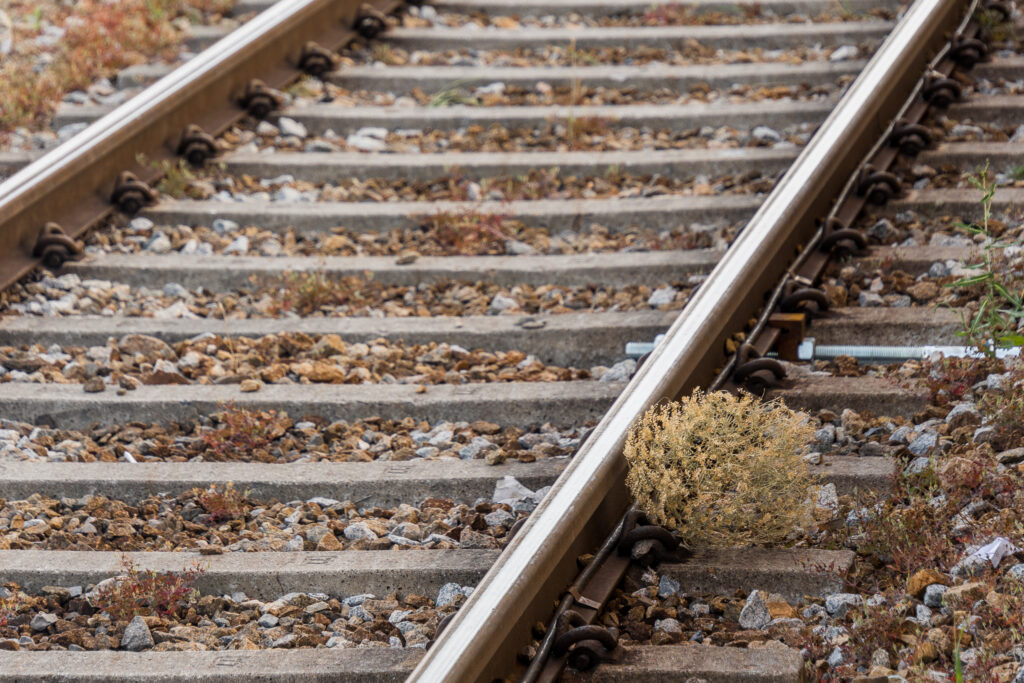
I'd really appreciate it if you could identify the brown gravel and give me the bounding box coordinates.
[415,7,893,30]
[0,491,525,553]
[221,120,808,154]
[2,271,694,319]
[173,166,777,204]
[90,216,731,258]
[317,80,846,109]
[0,412,586,464]
[339,41,874,69]
[0,333,597,387]
[0,580,464,650]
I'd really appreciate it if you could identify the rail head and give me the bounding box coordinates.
[407,0,972,680]
[0,0,400,289]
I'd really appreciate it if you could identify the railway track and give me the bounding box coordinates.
[0,0,1022,680]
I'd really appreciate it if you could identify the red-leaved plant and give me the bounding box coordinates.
[89,557,204,622]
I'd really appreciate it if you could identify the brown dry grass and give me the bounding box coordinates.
[624,390,817,546]
[1,0,232,135]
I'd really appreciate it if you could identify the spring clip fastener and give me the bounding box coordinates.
[551,611,619,672]
[355,3,388,38]
[298,41,338,77]
[733,342,786,393]
[889,120,934,156]
[779,281,830,318]
[177,124,218,166]
[239,79,284,119]
[819,217,868,256]
[922,74,963,107]
[615,509,687,565]
[33,223,84,269]
[981,0,1012,21]
[950,35,990,67]
[110,171,157,215]
[855,166,903,205]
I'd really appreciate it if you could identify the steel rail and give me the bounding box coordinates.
[0,0,399,288]
[408,0,971,679]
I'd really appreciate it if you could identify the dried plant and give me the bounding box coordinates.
[624,390,816,546]
[979,357,1024,445]
[565,115,612,150]
[266,271,370,315]
[89,557,204,622]
[1,0,231,134]
[0,590,19,628]
[424,209,512,254]
[194,482,249,523]
[201,402,290,460]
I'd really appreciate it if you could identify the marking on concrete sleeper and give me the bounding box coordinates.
[386,464,412,475]
[213,655,244,667]
[302,555,335,565]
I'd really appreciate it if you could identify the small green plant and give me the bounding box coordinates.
[89,557,204,622]
[833,0,862,20]
[194,482,249,523]
[372,43,403,66]
[28,7,44,31]
[137,154,199,198]
[1010,163,1024,182]
[953,623,965,683]
[945,162,1024,355]
[429,80,478,107]
[565,40,599,66]
[623,390,816,546]
[201,402,289,460]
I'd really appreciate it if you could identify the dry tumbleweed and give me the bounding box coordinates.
[624,390,817,546]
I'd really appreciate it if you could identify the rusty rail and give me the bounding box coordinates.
[408,0,974,679]
[0,0,401,288]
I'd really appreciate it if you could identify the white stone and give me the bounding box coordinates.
[493,476,534,505]
[212,218,239,235]
[738,590,771,629]
[825,593,862,617]
[278,117,308,138]
[222,236,249,255]
[489,293,518,311]
[342,522,377,541]
[829,45,858,61]
[751,126,782,142]
[599,358,636,383]
[30,613,57,632]
[121,616,154,651]
[647,286,678,306]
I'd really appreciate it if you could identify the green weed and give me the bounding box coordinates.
[945,163,1024,355]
